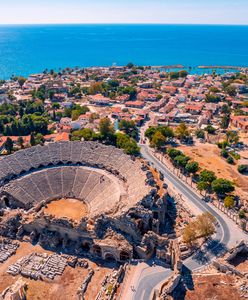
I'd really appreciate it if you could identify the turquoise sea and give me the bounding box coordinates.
[0,24,248,79]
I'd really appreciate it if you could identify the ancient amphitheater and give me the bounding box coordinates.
[0,141,170,263]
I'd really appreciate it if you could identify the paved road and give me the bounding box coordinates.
[132,144,247,300]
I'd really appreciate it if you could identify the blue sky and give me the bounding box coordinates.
[0,0,247,25]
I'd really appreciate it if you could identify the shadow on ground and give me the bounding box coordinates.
[191,238,228,265]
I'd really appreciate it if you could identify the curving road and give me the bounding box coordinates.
[131,144,247,300]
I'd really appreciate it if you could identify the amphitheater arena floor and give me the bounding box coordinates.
[44,198,88,222]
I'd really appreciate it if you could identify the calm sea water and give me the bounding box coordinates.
[0,24,248,79]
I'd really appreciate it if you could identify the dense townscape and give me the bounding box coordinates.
[0,64,247,300]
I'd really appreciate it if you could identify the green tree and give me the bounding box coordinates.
[71,128,95,141]
[99,117,115,144]
[35,133,45,145]
[17,136,24,148]
[123,140,140,156]
[120,86,137,100]
[199,170,217,185]
[167,148,183,160]
[71,110,81,121]
[225,85,237,97]
[116,132,130,148]
[221,115,230,129]
[211,178,235,197]
[179,70,188,78]
[197,181,209,195]
[195,129,205,139]
[158,126,174,139]
[199,169,217,194]
[151,131,166,149]
[0,122,4,134]
[238,165,247,174]
[204,125,216,135]
[205,93,221,103]
[5,137,13,154]
[185,161,199,179]
[119,120,138,139]
[17,76,27,87]
[116,132,140,156]
[174,155,190,171]
[226,131,239,144]
[126,62,134,68]
[175,123,190,141]
[209,86,220,93]
[221,149,229,158]
[99,117,114,137]
[68,85,81,97]
[52,102,60,110]
[145,127,157,140]
[170,72,179,80]
[47,89,55,100]
[227,156,235,164]
[221,104,231,114]
[4,125,12,136]
[30,132,36,146]
[239,210,246,219]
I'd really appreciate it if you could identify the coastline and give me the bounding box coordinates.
[198,65,248,70]
[1,64,246,81]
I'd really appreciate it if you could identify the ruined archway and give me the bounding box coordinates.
[104,252,117,262]
[4,197,10,207]
[92,245,102,257]
[120,250,130,261]
[82,241,90,252]
[1,196,10,208]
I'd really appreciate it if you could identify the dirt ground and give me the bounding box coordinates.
[185,273,244,300]
[178,142,248,202]
[0,241,111,300]
[235,260,248,273]
[150,167,166,197]
[229,253,248,273]
[44,198,88,222]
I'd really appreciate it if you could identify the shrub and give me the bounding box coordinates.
[224,196,235,208]
[229,151,240,160]
[226,156,235,164]
[195,129,205,139]
[221,149,228,158]
[238,165,247,174]
[204,125,216,134]
[217,140,229,149]
[238,210,246,219]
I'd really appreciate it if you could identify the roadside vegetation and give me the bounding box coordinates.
[183,212,216,246]
[145,122,243,218]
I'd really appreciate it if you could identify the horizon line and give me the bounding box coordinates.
[0,22,248,26]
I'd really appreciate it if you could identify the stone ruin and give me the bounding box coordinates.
[77,268,94,300]
[0,278,27,300]
[213,240,248,279]
[7,252,67,280]
[0,141,171,263]
[95,264,126,300]
[0,238,19,263]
